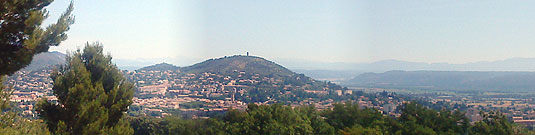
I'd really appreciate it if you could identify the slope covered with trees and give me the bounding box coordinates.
[180,55,294,77]
[137,62,179,71]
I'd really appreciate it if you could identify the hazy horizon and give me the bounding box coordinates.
[44,0,535,65]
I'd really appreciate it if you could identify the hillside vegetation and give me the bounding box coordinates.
[23,51,66,71]
[181,55,294,77]
[137,62,179,71]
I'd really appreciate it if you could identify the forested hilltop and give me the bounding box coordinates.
[180,55,294,76]
[137,63,180,71]
[129,55,347,104]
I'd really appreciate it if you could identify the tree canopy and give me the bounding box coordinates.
[0,0,74,133]
[128,102,532,135]
[0,0,74,76]
[36,43,134,134]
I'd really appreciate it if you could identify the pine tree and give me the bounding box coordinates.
[468,111,514,135]
[0,0,74,131]
[0,77,15,127]
[0,0,75,76]
[36,43,134,134]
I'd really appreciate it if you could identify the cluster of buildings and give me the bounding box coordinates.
[413,91,535,128]
[4,68,410,118]
[5,69,57,117]
[18,67,535,126]
[124,69,409,117]
[125,69,283,115]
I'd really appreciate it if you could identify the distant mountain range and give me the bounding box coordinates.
[343,70,535,92]
[292,69,362,82]
[77,56,535,72]
[25,52,535,73]
[276,58,535,72]
[114,56,535,82]
[21,52,535,92]
[277,58,535,82]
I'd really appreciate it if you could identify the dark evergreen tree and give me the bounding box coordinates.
[322,101,384,130]
[0,0,74,76]
[36,43,134,134]
[0,0,73,132]
[468,111,514,135]
[0,77,15,128]
[0,117,51,134]
[398,102,469,134]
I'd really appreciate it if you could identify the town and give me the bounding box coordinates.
[6,67,403,118]
[6,67,535,130]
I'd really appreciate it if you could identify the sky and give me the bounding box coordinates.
[45,0,535,66]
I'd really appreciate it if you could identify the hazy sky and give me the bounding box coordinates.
[46,0,535,65]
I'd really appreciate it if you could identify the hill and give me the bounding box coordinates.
[23,51,66,71]
[140,55,327,87]
[135,55,346,102]
[344,70,535,92]
[178,55,342,89]
[180,55,294,77]
[137,62,179,71]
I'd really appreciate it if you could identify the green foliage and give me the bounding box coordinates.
[1,75,53,135]
[181,55,295,78]
[0,77,15,128]
[180,101,210,109]
[340,124,383,135]
[0,77,13,111]
[397,102,469,134]
[164,117,225,135]
[0,118,51,135]
[106,117,135,135]
[322,101,385,130]
[0,0,74,76]
[137,63,179,71]
[128,116,164,135]
[0,1,73,133]
[468,111,513,135]
[225,104,315,135]
[129,104,335,135]
[36,43,135,134]
[128,116,226,135]
[297,105,336,135]
[128,102,527,135]
[512,124,535,135]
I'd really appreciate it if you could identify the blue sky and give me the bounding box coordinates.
[45,0,535,66]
